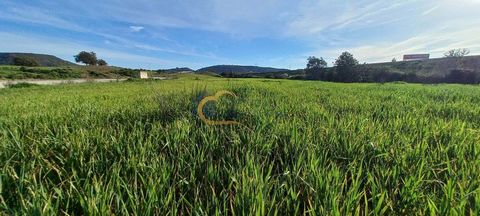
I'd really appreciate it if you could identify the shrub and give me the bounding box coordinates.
[6,82,40,88]
[444,69,479,84]
[97,59,108,66]
[13,56,40,67]
[114,69,139,77]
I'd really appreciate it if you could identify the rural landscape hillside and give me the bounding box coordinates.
[368,55,480,76]
[157,67,194,73]
[197,65,289,74]
[202,55,480,84]
[1,0,480,214]
[2,52,480,84]
[0,65,140,80]
[0,53,76,67]
[2,75,480,215]
[0,52,152,80]
[195,56,480,78]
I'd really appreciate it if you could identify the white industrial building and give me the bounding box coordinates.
[139,71,149,79]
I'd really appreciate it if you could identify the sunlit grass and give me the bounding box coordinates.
[1,76,479,215]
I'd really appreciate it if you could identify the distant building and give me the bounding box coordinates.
[139,71,149,79]
[403,54,430,61]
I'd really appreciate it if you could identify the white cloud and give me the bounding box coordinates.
[311,26,480,64]
[0,3,87,32]
[1,0,480,68]
[283,0,416,37]
[0,32,193,69]
[300,0,480,64]
[129,26,144,32]
[0,1,220,60]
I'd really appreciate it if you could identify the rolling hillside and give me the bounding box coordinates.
[217,55,480,83]
[197,65,289,74]
[157,67,194,73]
[367,55,480,76]
[0,53,76,67]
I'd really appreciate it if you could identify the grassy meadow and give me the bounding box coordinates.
[0,75,479,215]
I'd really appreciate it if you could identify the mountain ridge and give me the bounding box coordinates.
[197,65,289,74]
[0,53,76,67]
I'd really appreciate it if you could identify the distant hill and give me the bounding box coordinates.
[197,65,289,74]
[0,53,76,67]
[157,67,194,73]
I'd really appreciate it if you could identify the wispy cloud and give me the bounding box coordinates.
[301,0,480,64]
[284,0,414,37]
[129,26,144,32]
[0,0,479,68]
[0,32,196,69]
[422,5,441,16]
[0,2,87,32]
[0,0,221,61]
[311,26,480,64]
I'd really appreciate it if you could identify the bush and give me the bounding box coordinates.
[97,59,108,66]
[114,69,139,77]
[7,82,40,88]
[88,70,108,78]
[13,56,40,67]
[444,69,479,84]
[15,67,82,79]
[125,78,142,82]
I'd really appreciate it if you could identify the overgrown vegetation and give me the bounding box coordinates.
[157,67,194,73]
[304,52,480,84]
[0,65,149,80]
[1,75,479,214]
[199,65,289,74]
[219,54,480,84]
[12,56,40,67]
[5,82,40,88]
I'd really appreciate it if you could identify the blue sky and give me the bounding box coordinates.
[0,0,479,69]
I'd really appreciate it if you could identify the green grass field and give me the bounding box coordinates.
[1,75,479,215]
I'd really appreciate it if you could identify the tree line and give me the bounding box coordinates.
[305,49,479,84]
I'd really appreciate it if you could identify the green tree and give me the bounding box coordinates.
[13,56,40,67]
[97,59,108,66]
[334,52,359,82]
[74,51,97,66]
[305,56,327,80]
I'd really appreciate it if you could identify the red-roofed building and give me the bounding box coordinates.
[403,54,430,61]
